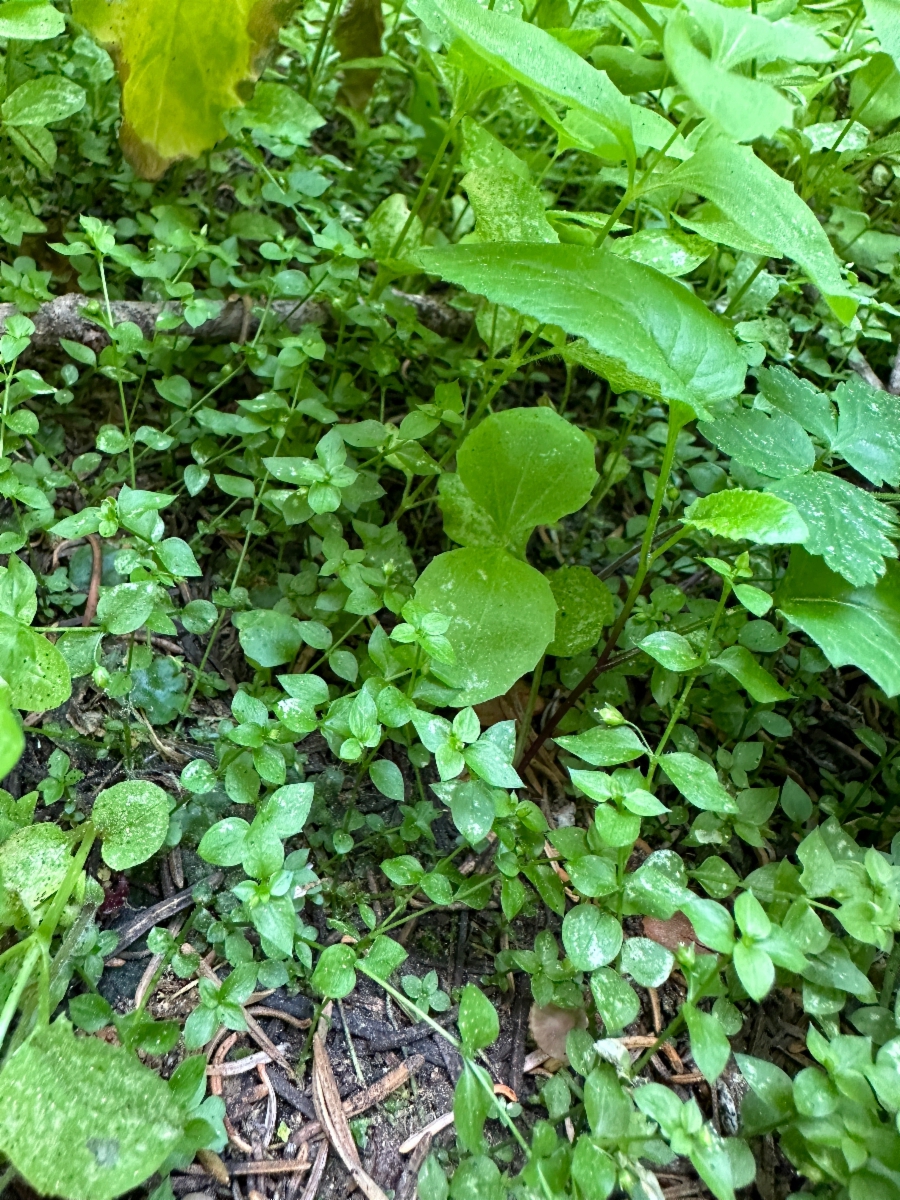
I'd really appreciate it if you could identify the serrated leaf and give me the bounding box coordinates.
[684,489,809,544]
[700,408,815,479]
[777,546,900,696]
[73,0,298,178]
[754,365,837,446]
[418,243,745,418]
[770,471,897,587]
[831,376,900,487]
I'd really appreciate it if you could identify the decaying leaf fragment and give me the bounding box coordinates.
[334,0,384,109]
[72,0,299,178]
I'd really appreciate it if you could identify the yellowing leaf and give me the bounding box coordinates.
[73,0,299,178]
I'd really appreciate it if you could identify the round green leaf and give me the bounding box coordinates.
[311,943,357,999]
[414,547,557,705]
[0,1019,183,1200]
[233,609,303,668]
[548,566,615,657]
[457,407,597,551]
[619,936,674,987]
[198,817,250,866]
[562,905,623,970]
[0,614,71,712]
[93,780,170,870]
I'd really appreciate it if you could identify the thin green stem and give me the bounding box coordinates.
[514,655,545,767]
[308,0,342,98]
[0,942,40,1055]
[521,400,690,770]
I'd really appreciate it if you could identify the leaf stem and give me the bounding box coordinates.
[521,400,690,769]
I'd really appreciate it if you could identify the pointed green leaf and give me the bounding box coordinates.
[418,243,745,417]
[556,725,646,766]
[777,546,900,696]
[711,645,790,703]
[684,489,809,544]
[409,0,633,159]
[661,753,736,813]
[652,132,856,324]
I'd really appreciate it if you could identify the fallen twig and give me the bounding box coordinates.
[312,1005,390,1200]
[107,873,222,954]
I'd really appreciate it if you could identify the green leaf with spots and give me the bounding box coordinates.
[415,547,557,705]
[0,1019,184,1200]
[93,780,170,870]
[548,566,615,657]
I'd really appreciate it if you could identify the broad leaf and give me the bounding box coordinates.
[233,609,304,667]
[651,132,856,324]
[93,780,170,870]
[556,724,647,766]
[462,167,558,244]
[456,407,597,552]
[664,0,830,142]
[0,694,23,779]
[419,243,745,417]
[700,409,815,479]
[0,1019,183,1200]
[73,0,298,178]
[562,905,623,970]
[640,630,701,671]
[547,566,615,657]
[831,376,900,487]
[414,547,557,705]
[777,547,900,696]
[754,365,837,446]
[0,614,71,712]
[0,823,69,919]
[770,472,898,587]
[409,0,633,160]
[684,490,809,544]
